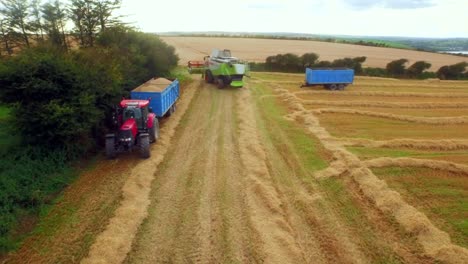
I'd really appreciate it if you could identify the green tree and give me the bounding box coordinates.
[301,52,319,67]
[29,0,43,41]
[0,16,13,55]
[437,62,467,80]
[386,58,408,76]
[41,0,68,50]
[406,61,431,78]
[97,27,179,91]
[331,56,366,74]
[0,46,122,148]
[69,0,86,46]
[0,0,31,48]
[94,0,120,32]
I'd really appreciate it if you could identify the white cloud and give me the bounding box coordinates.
[117,0,468,38]
[342,0,436,10]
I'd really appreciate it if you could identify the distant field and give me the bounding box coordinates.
[161,36,468,71]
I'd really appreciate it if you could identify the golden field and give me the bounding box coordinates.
[161,36,468,71]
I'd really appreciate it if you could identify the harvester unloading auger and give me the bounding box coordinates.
[188,49,249,88]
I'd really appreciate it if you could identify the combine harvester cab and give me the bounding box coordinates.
[188,49,249,89]
[302,68,354,90]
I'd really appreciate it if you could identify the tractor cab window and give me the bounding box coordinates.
[123,107,144,129]
[123,108,142,121]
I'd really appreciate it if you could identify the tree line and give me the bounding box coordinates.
[250,52,468,80]
[0,0,122,55]
[0,0,179,252]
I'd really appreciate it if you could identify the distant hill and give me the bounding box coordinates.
[158,32,468,53]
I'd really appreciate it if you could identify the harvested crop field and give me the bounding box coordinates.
[161,36,468,71]
[6,73,468,264]
[255,72,468,262]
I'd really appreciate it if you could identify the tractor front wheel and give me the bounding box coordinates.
[105,136,116,159]
[139,134,150,159]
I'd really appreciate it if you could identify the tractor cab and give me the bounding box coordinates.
[120,100,150,130]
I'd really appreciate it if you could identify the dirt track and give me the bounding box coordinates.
[122,82,368,263]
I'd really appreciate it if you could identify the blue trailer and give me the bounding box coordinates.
[303,68,354,90]
[131,78,180,118]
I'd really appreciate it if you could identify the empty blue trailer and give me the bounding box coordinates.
[303,68,354,90]
[131,78,180,118]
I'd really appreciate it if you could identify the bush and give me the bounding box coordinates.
[362,67,387,77]
[437,62,468,80]
[386,59,408,76]
[0,46,122,150]
[0,146,76,252]
[407,61,432,78]
[266,53,302,72]
[97,27,179,92]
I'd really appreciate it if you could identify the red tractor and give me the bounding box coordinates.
[105,99,159,159]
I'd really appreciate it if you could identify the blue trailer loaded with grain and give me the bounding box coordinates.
[303,68,355,90]
[131,78,180,117]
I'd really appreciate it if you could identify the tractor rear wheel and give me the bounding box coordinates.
[149,119,159,143]
[139,134,150,159]
[329,84,338,90]
[105,136,116,159]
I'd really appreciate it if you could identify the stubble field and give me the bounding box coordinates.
[253,72,468,255]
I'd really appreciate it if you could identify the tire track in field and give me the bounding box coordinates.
[363,157,468,176]
[312,108,468,124]
[336,137,468,151]
[294,90,468,98]
[81,79,199,264]
[125,83,261,263]
[273,85,468,264]
[301,99,468,109]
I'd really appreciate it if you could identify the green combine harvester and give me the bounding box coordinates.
[188,49,249,88]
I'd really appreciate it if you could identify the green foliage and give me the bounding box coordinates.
[263,52,366,74]
[41,0,68,50]
[362,67,387,77]
[301,52,319,67]
[406,61,432,78]
[0,0,31,47]
[97,27,179,92]
[386,58,408,76]
[265,53,302,72]
[331,56,366,74]
[437,62,468,80]
[0,45,122,149]
[0,145,77,252]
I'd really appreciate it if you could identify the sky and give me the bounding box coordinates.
[118,0,468,38]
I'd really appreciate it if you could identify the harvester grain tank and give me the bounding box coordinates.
[105,78,179,159]
[302,68,354,90]
[188,49,249,88]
